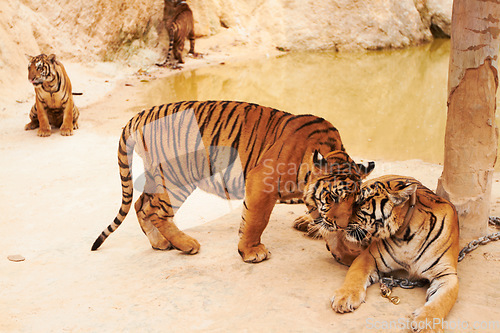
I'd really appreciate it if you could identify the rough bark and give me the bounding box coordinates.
[436,0,500,241]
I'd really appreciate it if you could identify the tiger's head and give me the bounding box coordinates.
[305,150,374,235]
[26,54,56,86]
[345,179,418,243]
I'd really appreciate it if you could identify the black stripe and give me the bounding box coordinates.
[415,214,443,262]
[422,243,453,274]
[376,245,391,270]
[382,239,407,269]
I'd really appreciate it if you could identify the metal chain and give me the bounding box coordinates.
[458,231,500,261]
[380,276,428,290]
[458,216,500,262]
[379,216,500,303]
[489,216,500,227]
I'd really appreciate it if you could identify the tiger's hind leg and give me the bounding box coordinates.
[173,39,185,65]
[137,192,200,254]
[187,32,202,58]
[24,104,40,131]
[24,103,40,131]
[135,193,172,250]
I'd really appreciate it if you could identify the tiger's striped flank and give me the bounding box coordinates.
[332,175,459,328]
[91,101,373,263]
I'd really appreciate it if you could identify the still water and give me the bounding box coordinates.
[141,40,453,164]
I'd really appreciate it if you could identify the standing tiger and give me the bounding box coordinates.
[156,0,198,68]
[331,175,459,333]
[91,101,374,263]
[25,54,79,137]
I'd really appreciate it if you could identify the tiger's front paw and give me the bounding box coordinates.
[293,214,323,238]
[293,214,315,232]
[189,52,203,59]
[151,238,173,251]
[331,286,366,313]
[37,126,51,137]
[238,243,270,263]
[60,125,74,136]
[169,233,200,255]
[410,308,443,333]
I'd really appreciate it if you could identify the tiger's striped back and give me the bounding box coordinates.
[92,100,351,251]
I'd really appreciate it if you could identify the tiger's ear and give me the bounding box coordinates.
[313,150,329,171]
[25,54,34,63]
[356,161,375,179]
[388,183,417,206]
[48,54,56,63]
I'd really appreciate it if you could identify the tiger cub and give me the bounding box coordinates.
[25,54,79,136]
[91,101,374,263]
[156,0,198,68]
[331,175,459,332]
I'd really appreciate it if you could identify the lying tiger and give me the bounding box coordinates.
[156,0,199,68]
[25,54,79,136]
[91,101,374,263]
[330,175,459,333]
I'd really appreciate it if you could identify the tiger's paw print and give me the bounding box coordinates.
[331,286,366,313]
[238,243,270,263]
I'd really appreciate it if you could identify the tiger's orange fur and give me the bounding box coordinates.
[91,101,374,263]
[157,0,198,68]
[331,175,459,333]
[25,54,79,137]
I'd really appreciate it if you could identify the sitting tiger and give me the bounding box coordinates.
[91,101,374,263]
[331,175,459,333]
[156,0,199,68]
[25,54,79,137]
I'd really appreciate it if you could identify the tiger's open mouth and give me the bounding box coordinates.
[30,79,44,85]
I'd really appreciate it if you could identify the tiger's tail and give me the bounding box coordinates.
[91,123,135,251]
[156,25,177,67]
[165,25,175,65]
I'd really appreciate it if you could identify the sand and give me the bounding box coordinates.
[1,43,500,333]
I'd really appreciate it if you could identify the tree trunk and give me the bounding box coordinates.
[436,0,500,242]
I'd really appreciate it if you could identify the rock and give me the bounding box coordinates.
[7,254,25,262]
[415,0,453,38]
[0,0,452,101]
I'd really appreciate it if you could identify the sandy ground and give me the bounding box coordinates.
[1,42,500,333]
